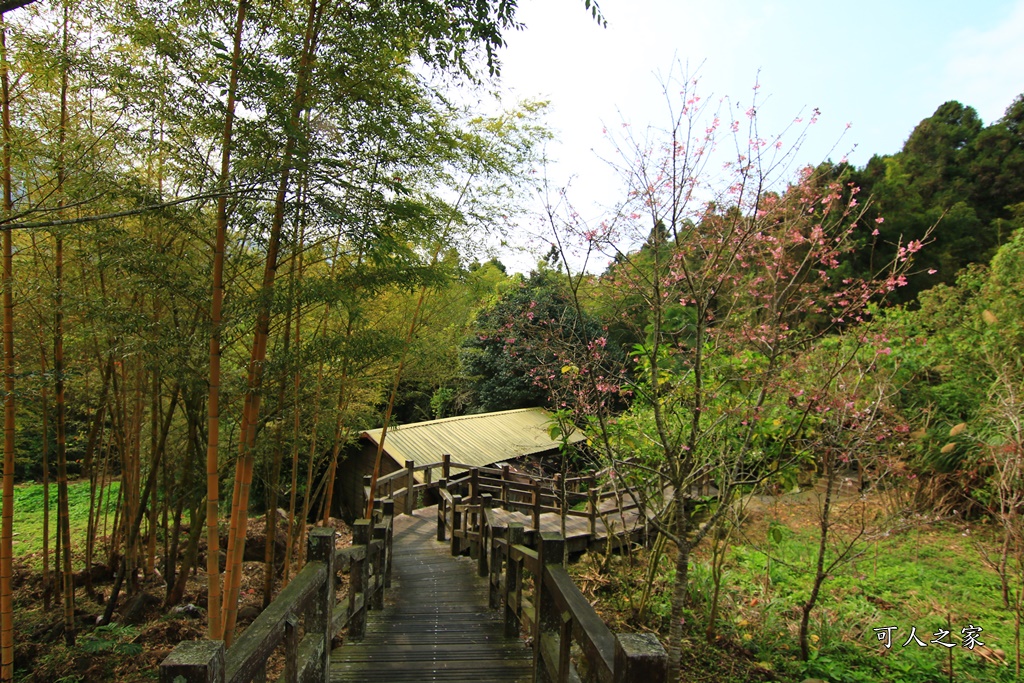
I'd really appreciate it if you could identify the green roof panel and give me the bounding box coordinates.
[361,407,585,472]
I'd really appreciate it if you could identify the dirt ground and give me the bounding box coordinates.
[12,513,352,683]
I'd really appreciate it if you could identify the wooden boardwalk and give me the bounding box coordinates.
[331,509,532,682]
[487,494,648,553]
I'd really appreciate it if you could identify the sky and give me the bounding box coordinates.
[488,0,1024,269]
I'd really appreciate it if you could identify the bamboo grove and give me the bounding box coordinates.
[0,0,560,678]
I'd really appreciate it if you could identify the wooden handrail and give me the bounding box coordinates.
[459,492,668,683]
[159,499,395,683]
[225,559,326,683]
[369,454,650,521]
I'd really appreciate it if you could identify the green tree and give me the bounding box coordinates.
[462,268,617,413]
[848,94,1024,300]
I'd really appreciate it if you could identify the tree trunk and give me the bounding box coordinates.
[220,0,323,643]
[295,361,325,571]
[667,509,691,683]
[167,397,201,594]
[166,499,206,608]
[55,231,74,645]
[40,364,51,612]
[277,175,305,587]
[101,387,179,624]
[147,368,160,577]
[54,6,73,637]
[84,357,113,600]
[1,13,17,681]
[263,256,294,607]
[800,454,836,661]
[205,0,248,641]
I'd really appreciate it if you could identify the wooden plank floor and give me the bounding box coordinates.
[487,504,647,552]
[330,509,532,682]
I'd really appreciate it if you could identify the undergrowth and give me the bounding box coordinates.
[572,514,1017,682]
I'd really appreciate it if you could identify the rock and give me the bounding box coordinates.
[122,591,161,625]
[237,605,261,623]
[74,563,114,584]
[171,603,203,619]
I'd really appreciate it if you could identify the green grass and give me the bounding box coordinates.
[573,515,1019,683]
[11,478,120,566]
[723,521,1017,682]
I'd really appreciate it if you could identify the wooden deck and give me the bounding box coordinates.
[331,508,533,682]
[487,502,646,553]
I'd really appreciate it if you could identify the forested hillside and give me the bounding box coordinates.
[843,96,1024,300]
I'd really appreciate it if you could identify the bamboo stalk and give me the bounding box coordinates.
[205,0,248,641]
[0,12,15,680]
[221,0,323,643]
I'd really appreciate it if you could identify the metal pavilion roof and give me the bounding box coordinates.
[360,407,586,472]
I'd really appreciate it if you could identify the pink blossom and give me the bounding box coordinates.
[874,217,884,224]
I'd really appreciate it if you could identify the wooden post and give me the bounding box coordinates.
[405,459,416,514]
[372,522,387,610]
[489,527,502,610]
[450,494,462,556]
[306,527,335,680]
[558,614,572,683]
[283,615,298,683]
[468,504,479,561]
[534,532,565,683]
[614,633,668,683]
[382,499,394,588]
[361,474,372,517]
[436,480,448,541]
[348,521,370,641]
[587,476,597,537]
[531,479,541,532]
[501,465,510,504]
[160,640,225,683]
[504,523,524,637]
[478,494,492,578]
[442,453,451,480]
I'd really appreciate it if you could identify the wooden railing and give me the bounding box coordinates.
[368,453,645,538]
[159,499,394,683]
[432,476,668,682]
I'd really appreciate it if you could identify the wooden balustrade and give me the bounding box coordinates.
[434,472,668,683]
[159,500,394,683]
[481,518,668,683]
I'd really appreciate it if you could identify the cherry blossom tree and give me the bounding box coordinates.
[546,68,928,676]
